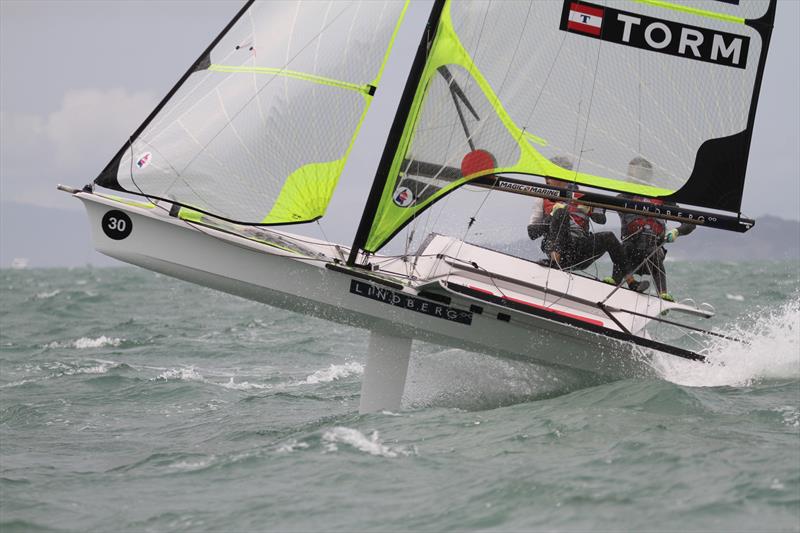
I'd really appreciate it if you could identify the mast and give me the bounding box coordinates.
[347,0,447,267]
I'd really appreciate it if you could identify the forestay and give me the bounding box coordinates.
[95,0,407,225]
[361,0,775,253]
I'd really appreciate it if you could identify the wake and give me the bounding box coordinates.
[654,298,800,387]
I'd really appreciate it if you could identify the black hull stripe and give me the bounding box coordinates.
[445,282,707,362]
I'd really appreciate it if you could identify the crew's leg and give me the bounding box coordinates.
[650,247,668,295]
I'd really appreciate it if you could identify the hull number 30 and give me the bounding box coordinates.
[101,210,133,240]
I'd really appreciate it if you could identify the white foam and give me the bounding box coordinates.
[35,289,61,299]
[0,379,35,389]
[44,337,123,350]
[276,439,310,453]
[169,457,214,471]
[776,406,799,428]
[219,377,270,391]
[156,367,205,382]
[654,299,800,387]
[322,427,409,458]
[76,336,122,349]
[304,362,363,384]
[63,363,113,375]
[726,294,745,301]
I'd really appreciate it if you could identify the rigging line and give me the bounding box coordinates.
[214,87,259,164]
[175,3,357,177]
[523,29,568,145]
[145,32,255,137]
[284,1,301,103]
[315,220,331,244]
[571,41,591,157]
[144,31,245,135]
[156,119,251,215]
[576,39,604,174]
[459,0,492,99]
[638,50,642,155]
[495,1,534,97]
[248,9,267,129]
[442,1,535,275]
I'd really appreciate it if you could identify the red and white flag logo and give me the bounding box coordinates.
[567,2,604,36]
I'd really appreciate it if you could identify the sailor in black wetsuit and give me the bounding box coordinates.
[612,158,695,301]
[527,157,647,292]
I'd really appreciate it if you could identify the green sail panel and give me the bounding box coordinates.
[96,0,407,226]
[364,0,773,252]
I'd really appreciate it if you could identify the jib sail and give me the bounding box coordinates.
[94,0,407,225]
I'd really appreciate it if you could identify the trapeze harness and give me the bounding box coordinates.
[543,198,591,232]
[625,197,665,237]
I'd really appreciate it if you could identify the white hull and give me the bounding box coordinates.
[72,191,710,409]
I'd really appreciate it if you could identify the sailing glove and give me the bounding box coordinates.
[664,228,679,243]
[551,202,567,213]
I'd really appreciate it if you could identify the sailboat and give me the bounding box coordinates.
[60,0,776,412]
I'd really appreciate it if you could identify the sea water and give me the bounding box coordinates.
[1,263,798,531]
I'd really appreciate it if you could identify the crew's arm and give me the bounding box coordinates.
[664,222,695,243]
[527,223,548,240]
[528,198,547,240]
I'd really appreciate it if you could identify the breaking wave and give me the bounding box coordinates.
[322,427,411,458]
[654,298,800,387]
[44,336,123,350]
[304,362,363,384]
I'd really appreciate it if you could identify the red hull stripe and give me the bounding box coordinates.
[567,20,602,36]
[467,285,495,295]
[467,286,604,327]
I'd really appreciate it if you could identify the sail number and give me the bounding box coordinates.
[101,210,133,240]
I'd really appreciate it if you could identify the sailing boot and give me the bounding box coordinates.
[628,279,650,293]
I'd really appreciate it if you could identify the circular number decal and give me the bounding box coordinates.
[101,210,133,240]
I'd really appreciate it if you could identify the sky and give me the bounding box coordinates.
[0,0,798,267]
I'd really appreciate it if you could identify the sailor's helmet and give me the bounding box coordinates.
[628,156,653,181]
[550,155,574,171]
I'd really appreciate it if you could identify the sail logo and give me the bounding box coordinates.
[136,152,152,169]
[350,280,472,325]
[567,3,604,36]
[392,186,415,208]
[560,1,749,69]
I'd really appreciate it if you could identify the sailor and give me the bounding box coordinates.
[612,157,695,301]
[528,157,647,291]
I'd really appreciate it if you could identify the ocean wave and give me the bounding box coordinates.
[153,367,272,392]
[219,377,270,391]
[322,427,411,458]
[654,299,800,387]
[276,439,310,453]
[44,336,123,350]
[60,361,120,376]
[304,362,363,384]
[155,367,206,382]
[776,406,799,428]
[34,289,61,299]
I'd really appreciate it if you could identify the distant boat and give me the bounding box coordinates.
[10,258,29,270]
[60,0,776,413]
